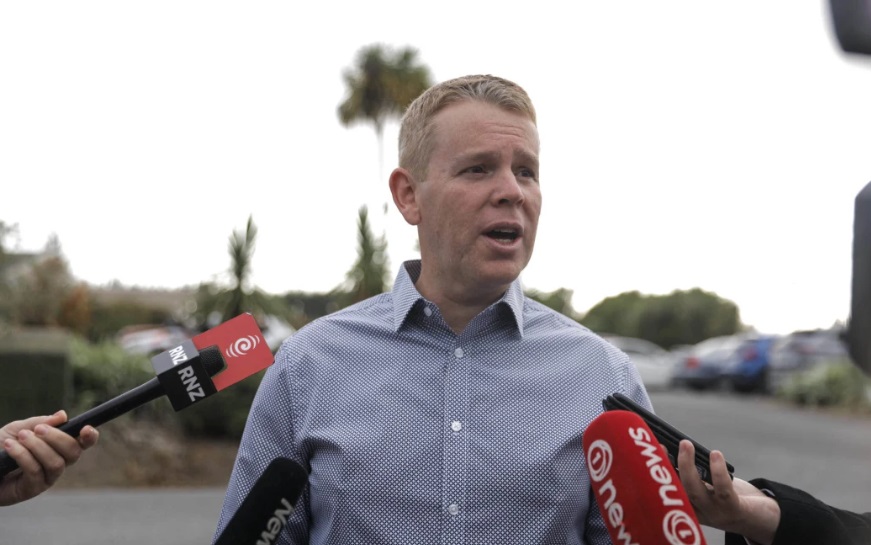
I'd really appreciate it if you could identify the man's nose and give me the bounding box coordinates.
[492,168,525,205]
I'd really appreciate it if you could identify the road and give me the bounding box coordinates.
[2,390,870,545]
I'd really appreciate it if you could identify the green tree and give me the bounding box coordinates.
[226,215,258,319]
[525,287,578,318]
[87,299,174,342]
[338,43,433,179]
[195,215,285,326]
[57,283,92,336]
[580,288,743,348]
[579,291,646,337]
[0,221,19,325]
[0,221,17,261]
[0,220,16,325]
[335,206,389,307]
[281,290,341,328]
[10,234,75,327]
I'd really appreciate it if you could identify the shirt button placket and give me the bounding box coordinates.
[442,342,468,542]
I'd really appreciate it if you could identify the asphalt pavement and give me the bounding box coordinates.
[0,487,225,545]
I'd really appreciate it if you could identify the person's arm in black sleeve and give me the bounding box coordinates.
[736,478,871,545]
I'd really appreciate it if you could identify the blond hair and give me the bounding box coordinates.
[398,74,537,182]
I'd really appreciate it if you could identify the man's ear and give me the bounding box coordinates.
[389,167,421,226]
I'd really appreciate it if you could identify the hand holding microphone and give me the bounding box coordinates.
[677,440,780,545]
[583,409,707,545]
[0,411,99,506]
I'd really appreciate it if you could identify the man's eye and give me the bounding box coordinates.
[517,167,537,179]
[464,165,487,174]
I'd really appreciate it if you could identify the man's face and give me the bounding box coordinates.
[414,99,541,301]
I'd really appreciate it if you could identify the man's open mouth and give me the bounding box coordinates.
[485,228,519,242]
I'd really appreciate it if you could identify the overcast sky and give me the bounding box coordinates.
[2,1,869,336]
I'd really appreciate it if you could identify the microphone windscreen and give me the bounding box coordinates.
[214,458,309,545]
[583,410,707,545]
[200,344,227,377]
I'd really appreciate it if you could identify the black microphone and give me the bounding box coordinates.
[848,181,871,375]
[0,344,226,478]
[829,0,871,55]
[214,458,309,545]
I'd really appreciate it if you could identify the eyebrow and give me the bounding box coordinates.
[452,149,540,169]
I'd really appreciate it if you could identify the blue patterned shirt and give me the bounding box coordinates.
[213,260,652,545]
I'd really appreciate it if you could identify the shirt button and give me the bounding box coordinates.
[450,420,462,432]
[448,503,460,515]
[454,347,464,358]
[423,306,432,317]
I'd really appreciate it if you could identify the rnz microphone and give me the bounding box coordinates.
[583,410,707,545]
[0,345,225,479]
[214,458,308,545]
[0,313,276,479]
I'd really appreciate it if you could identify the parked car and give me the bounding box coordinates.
[670,334,746,391]
[117,324,195,356]
[767,328,849,393]
[719,334,779,393]
[602,335,675,391]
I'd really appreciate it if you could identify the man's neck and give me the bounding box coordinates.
[434,298,489,335]
[414,272,508,335]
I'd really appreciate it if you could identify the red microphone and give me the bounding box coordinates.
[583,409,707,545]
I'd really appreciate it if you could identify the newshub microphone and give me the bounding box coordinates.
[583,410,707,545]
[214,458,309,545]
[0,313,275,478]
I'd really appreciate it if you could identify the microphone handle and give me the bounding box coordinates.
[60,377,164,435]
[0,378,165,479]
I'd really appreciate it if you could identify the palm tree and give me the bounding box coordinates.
[337,44,433,181]
[195,215,284,326]
[226,215,258,319]
[335,206,390,307]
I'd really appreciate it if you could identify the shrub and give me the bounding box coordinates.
[778,359,871,412]
[69,337,174,423]
[0,328,72,423]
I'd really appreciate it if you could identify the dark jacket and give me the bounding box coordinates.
[724,478,871,545]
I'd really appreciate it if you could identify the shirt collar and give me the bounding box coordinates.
[391,259,525,335]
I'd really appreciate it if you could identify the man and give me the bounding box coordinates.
[213,74,652,544]
[0,411,99,506]
[677,439,871,544]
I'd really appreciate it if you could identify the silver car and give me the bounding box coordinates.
[602,335,675,391]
